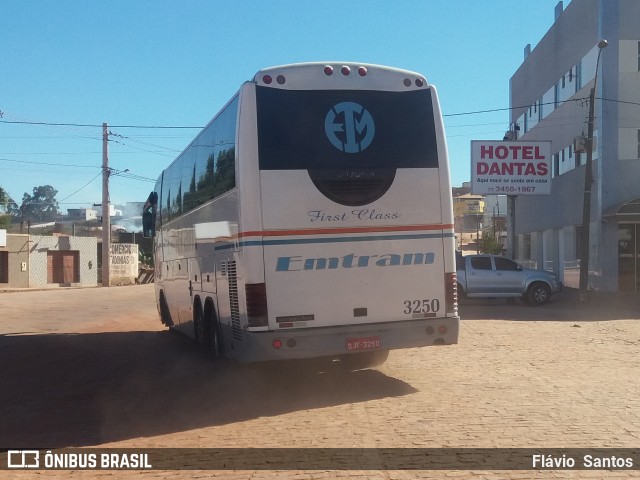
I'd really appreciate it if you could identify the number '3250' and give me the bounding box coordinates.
[403,299,440,314]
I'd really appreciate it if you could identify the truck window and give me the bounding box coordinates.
[494,257,520,271]
[470,257,492,270]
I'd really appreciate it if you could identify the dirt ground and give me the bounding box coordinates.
[1,285,639,479]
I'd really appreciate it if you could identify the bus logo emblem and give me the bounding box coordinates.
[325,102,375,153]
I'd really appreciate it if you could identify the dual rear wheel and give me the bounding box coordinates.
[193,299,223,359]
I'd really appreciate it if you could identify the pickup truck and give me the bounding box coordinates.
[456,254,562,305]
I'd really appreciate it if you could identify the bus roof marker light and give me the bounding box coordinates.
[263,75,273,85]
[324,65,334,76]
[415,78,425,87]
[276,75,286,85]
[403,78,412,87]
[341,66,351,76]
[273,339,283,349]
[358,66,367,77]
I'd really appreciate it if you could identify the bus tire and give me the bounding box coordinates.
[527,282,551,306]
[193,298,206,347]
[340,350,389,371]
[204,299,224,359]
[159,291,174,326]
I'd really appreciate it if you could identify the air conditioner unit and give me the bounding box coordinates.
[574,136,587,153]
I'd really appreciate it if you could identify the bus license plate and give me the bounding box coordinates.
[346,336,381,351]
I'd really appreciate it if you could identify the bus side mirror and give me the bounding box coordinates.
[142,210,155,238]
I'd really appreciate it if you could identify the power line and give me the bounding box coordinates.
[2,95,640,128]
[58,172,102,203]
[0,157,98,169]
[0,119,202,129]
[110,170,156,183]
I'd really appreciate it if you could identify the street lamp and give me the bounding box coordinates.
[579,39,608,300]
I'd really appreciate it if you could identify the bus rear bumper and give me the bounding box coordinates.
[231,316,460,364]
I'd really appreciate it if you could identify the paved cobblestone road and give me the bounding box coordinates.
[1,285,639,479]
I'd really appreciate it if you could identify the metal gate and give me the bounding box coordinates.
[47,250,80,284]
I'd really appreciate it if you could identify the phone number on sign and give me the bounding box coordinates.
[487,186,537,193]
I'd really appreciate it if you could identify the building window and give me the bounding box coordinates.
[562,74,565,88]
[637,129,640,158]
[638,41,640,71]
[554,84,559,107]
[538,99,543,121]
[568,67,573,82]
[554,153,560,177]
[575,151,582,168]
[575,61,582,91]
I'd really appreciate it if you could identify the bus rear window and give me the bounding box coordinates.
[256,87,438,171]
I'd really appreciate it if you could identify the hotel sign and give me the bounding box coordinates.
[471,141,552,195]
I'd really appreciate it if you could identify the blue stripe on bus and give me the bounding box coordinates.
[212,232,455,251]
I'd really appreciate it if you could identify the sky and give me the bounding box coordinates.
[0,0,568,213]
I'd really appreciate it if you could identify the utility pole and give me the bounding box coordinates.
[503,125,519,260]
[579,39,608,300]
[101,123,110,287]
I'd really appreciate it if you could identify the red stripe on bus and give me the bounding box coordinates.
[237,224,455,239]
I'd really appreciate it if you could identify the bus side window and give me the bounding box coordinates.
[143,191,158,238]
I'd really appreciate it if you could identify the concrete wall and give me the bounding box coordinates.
[0,234,31,288]
[29,235,98,287]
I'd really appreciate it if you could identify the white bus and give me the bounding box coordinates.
[144,62,459,368]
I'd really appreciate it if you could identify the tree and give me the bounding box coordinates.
[0,186,17,228]
[479,226,505,255]
[0,186,17,213]
[20,185,60,222]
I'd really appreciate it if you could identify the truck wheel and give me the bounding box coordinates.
[527,283,550,306]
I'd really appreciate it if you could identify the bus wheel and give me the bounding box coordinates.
[159,292,173,326]
[204,301,224,359]
[340,350,389,371]
[193,300,206,347]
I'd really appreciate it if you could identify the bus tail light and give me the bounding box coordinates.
[246,283,268,327]
[445,272,458,315]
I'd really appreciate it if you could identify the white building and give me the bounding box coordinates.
[509,0,640,291]
[66,208,98,221]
